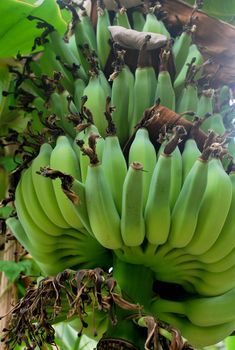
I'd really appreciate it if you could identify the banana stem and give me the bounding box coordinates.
[100,257,155,348]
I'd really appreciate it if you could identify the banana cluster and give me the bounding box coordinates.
[4,1,235,347]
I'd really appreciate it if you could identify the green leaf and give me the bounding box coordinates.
[0,0,67,58]
[0,259,37,282]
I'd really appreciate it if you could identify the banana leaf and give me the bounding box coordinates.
[0,0,67,58]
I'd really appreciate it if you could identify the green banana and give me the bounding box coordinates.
[182,138,201,181]
[151,286,235,327]
[85,161,123,249]
[96,0,111,69]
[155,49,175,111]
[169,145,182,210]
[198,171,235,263]
[21,165,65,236]
[121,162,145,247]
[142,7,170,38]
[185,156,233,255]
[129,37,157,131]
[173,27,194,77]
[31,143,70,229]
[102,134,127,215]
[144,151,171,245]
[174,44,203,98]
[115,6,131,29]
[131,10,145,31]
[128,127,157,206]
[50,135,84,230]
[168,152,209,248]
[110,62,134,145]
[155,311,235,348]
[83,71,110,137]
[176,83,199,121]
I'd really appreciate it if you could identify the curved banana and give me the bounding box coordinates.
[185,157,233,255]
[128,127,157,206]
[173,28,194,77]
[102,134,127,215]
[145,152,171,245]
[85,161,123,249]
[142,8,170,38]
[155,49,175,111]
[182,138,201,181]
[121,162,145,247]
[176,83,199,121]
[168,153,209,248]
[96,1,111,69]
[50,135,84,230]
[111,63,134,145]
[31,143,70,229]
[169,145,182,210]
[198,171,235,263]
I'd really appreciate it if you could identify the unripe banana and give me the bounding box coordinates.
[201,112,226,135]
[130,37,157,131]
[173,29,193,77]
[142,9,170,38]
[74,124,104,183]
[115,6,131,28]
[185,157,233,255]
[50,135,84,230]
[128,127,157,206]
[96,1,111,69]
[83,72,110,137]
[176,83,199,121]
[102,135,127,215]
[144,152,171,245]
[121,162,145,247]
[168,151,210,248]
[111,64,134,145]
[182,138,201,181]
[174,44,203,98]
[131,10,145,31]
[197,88,214,119]
[151,286,235,327]
[198,171,235,263]
[31,143,70,228]
[169,145,182,210]
[85,161,123,249]
[155,49,175,111]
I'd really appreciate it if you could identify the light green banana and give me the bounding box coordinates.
[131,10,145,31]
[121,162,145,247]
[130,37,157,131]
[176,83,199,121]
[96,1,111,69]
[198,171,235,263]
[197,88,214,118]
[48,28,87,81]
[173,27,194,77]
[21,165,65,236]
[83,71,110,137]
[85,161,123,249]
[201,112,226,135]
[74,124,104,183]
[115,6,131,28]
[144,152,171,245]
[50,135,84,230]
[185,157,233,255]
[151,286,235,327]
[169,145,182,210]
[182,138,201,181]
[73,78,86,113]
[155,311,235,348]
[102,134,127,215]
[174,44,203,98]
[168,153,209,248]
[110,63,134,145]
[142,7,170,38]
[128,127,157,206]
[31,143,70,228]
[155,49,175,110]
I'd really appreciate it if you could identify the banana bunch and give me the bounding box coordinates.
[3,0,235,348]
